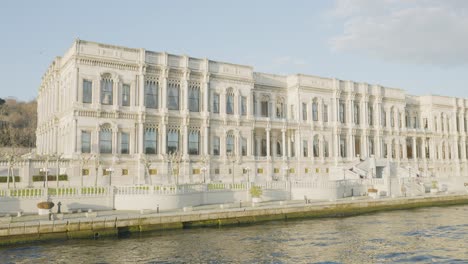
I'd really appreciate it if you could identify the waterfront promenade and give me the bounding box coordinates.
[1,192,468,246]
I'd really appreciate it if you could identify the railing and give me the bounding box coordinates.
[0,186,112,199]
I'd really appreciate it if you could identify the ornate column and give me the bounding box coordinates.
[412,137,417,160]
[138,66,146,109]
[161,67,168,111]
[182,70,190,113]
[266,127,271,158]
[203,72,209,113]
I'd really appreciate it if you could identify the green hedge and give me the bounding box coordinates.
[32,174,68,182]
[0,176,20,183]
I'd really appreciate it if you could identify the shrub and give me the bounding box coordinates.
[32,174,68,182]
[250,185,263,198]
[0,176,20,183]
[37,201,54,209]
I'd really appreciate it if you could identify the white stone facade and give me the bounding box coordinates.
[36,39,468,186]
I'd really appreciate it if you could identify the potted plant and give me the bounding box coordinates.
[430,181,438,194]
[37,201,54,215]
[368,188,378,199]
[250,185,263,203]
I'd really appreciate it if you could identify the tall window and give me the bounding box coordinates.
[339,100,345,123]
[276,141,281,156]
[189,86,200,112]
[340,137,346,157]
[369,138,374,155]
[253,94,257,116]
[99,129,112,154]
[323,105,328,122]
[303,140,308,157]
[391,109,395,127]
[144,128,157,154]
[302,103,307,121]
[354,103,360,124]
[213,136,220,155]
[241,137,247,156]
[213,93,220,113]
[226,93,234,114]
[83,80,92,104]
[121,132,129,154]
[368,105,373,126]
[276,100,284,118]
[261,100,268,117]
[323,140,329,157]
[167,130,179,154]
[226,135,234,155]
[312,101,318,121]
[188,131,199,155]
[100,77,113,105]
[381,109,386,127]
[122,84,130,106]
[406,112,410,128]
[167,83,179,110]
[241,96,247,116]
[145,80,158,109]
[313,137,319,157]
[81,131,91,153]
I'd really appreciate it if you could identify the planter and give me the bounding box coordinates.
[430,188,438,194]
[252,197,262,203]
[368,188,378,199]
[38,208,51,215]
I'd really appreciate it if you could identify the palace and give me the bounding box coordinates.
[35,39,468,186]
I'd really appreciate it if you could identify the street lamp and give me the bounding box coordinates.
[227,152,236,184]
[105,168,114,186]
[201,167,207,183]
[40,168,49,188]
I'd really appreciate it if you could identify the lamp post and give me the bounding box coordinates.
[40,168,49,188]
[201,167,207,183]
[228,152,236,184]
[106,168,114,186]
[283,166,289,182]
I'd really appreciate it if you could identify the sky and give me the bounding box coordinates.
[1,0,468,101]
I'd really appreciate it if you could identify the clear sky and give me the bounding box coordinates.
[1,0,468,101]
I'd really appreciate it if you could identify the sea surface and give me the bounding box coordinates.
[1,205,468,263]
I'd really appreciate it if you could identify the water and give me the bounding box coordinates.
[1,205,468,263]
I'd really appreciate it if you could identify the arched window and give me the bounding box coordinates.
[368,105,373,126]
[144,127,158,154]
[167,129,179,153]
[276,98,284,118]
[188,130,200,155]
[276,141,282,156]
[323,140,329,157]
[100,75,113,105]
[354,102,360,124]
[167,83,180,110]
[145,80,158,109]
[189,85,200,112]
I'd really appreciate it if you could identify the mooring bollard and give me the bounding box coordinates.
[57,201,62,214]
[157,204,159,214]
[304,195,308,204]
[240,200,242,208]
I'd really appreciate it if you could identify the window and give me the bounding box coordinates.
[303,140,308,157]
[167,130,179,154]
[241,96,247,116]
[323,140,329,157]
[213,93,220,113]
[145,81,158,109]
[81,131,91,153]
[302,103,307,121]
[122,84,130,106]
[167,83,179,110]
[261,139,267,156]
[390,110,395,127]
[213,136,220,155]
[121,132,129,154]
[276,100,284,118]
[83,80,92,104]
[369,138,374,155]
[312,102,318,121]
[261,101,269,117]
[340,137,346,157]
[368,105,373,126]
[99,129,112,154]
[354,103,360,124]
[323,105,328,122]
[226,93,234,114]
[253,94,257,116]
[339,100,345,123]
[188,131,199,155]
[381,109,386,127]
[189,86,200,112]
[241,137,247,156]
[226,135,234,155]
[276,141,281,156]
[313,137,319,157]
[100,77,113,105]
[406,112,410,128]
[144,128,157,154]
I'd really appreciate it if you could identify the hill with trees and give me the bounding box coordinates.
[0,98,37,148]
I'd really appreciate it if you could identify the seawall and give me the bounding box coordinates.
[1,193,468,246]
